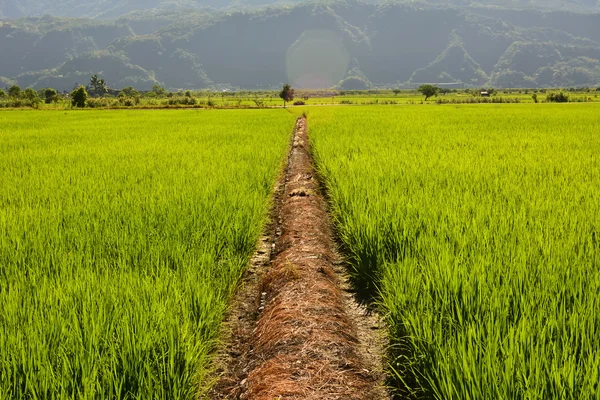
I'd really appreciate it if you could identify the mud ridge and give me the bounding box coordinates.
[210,117,389,399]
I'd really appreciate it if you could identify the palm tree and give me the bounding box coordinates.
[89,75,108,97]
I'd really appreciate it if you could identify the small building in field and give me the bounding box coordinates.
[481,91,490,97]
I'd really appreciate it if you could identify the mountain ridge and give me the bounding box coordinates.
[1,1,599,90]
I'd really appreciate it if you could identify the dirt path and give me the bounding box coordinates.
[210,117,388,400]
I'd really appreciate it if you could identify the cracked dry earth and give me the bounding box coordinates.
[210,116,389,400]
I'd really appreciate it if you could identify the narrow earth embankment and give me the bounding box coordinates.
[211,117,388,399]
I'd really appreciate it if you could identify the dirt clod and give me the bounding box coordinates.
[289,188,311,197]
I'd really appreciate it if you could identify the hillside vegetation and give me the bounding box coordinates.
[1,0,599,90]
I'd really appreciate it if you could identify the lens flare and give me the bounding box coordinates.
[286,30,349,89]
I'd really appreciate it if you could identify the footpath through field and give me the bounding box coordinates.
[211,117,388,399]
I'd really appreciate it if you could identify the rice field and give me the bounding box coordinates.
[3,103,600,399]
[309,104,600,399]
[0,109,295,398]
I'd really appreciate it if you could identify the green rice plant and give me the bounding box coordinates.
[310,104,600,399]
[0,109,295,399]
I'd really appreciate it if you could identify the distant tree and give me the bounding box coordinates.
[71,86,88,108]
[532,93,538,103]
[22,88,41,103]
[44,88,59,104]
[8,85,21,99]
[418,84,439,101]
[152,84,166,96]
[88,75,108,97]
[0,89,6,98]
[253,94,265,107]
[121,86,139,97]
[439,87,452,95]
[279,84,294,108]
[90,75,100,88]
[392,89,401,96]
[546,92,569,103]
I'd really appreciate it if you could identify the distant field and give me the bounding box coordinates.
[0,110,294,398]
[309,104,600,398]
[2,89,598,110]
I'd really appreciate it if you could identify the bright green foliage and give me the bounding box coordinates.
[0,110,294,398]
[22,88,40,103]
[417,84,439,101]
[122,86,140,97]
[152,84,166,96]
[310,105,600,399]
[7,85,21,98]
[279,84,294,108]
[43,88,59,104]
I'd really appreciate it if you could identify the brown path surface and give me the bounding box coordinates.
[211,117,388,400]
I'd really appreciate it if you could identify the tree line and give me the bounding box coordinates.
[1,75,300,109]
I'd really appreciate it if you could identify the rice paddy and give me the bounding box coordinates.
[0,109,295,398]
[309,104,600,399]
[2,102,600,399]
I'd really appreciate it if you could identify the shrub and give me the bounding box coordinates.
[118,96,140,107]
[87,98,119,108]
[44,88,58,104]
[293,101,305,106]
[152,84,166,96]
[121,86,140,97]
[435,97,521,104]
[546,92,569,103]
[71,86,88,108]
[166,97,197,106]
[122,98,136,107]
[8,85,21,98]
[0,99,40,108]
[22,88,40,102]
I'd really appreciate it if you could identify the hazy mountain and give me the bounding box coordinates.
[1,0,599,90]
[0,0,303,19]
[1,0,599,19]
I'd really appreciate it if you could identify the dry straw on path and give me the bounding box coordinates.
[212,117,388,400]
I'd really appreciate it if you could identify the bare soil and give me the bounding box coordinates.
[210,117,389,400]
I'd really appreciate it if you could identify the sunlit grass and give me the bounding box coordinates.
[0,109,295,398]
[309,104,600,399]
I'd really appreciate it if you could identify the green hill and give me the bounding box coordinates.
[1,1,599,90]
